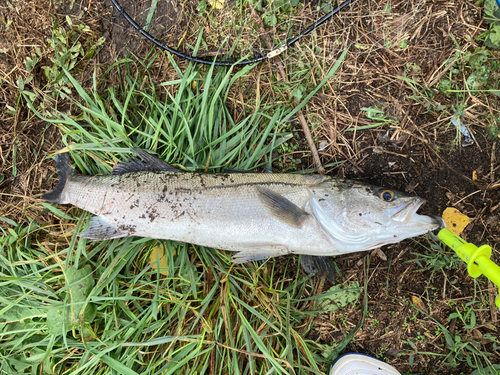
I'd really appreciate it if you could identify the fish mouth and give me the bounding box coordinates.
[386,198,424,223]
[386,198,440,229]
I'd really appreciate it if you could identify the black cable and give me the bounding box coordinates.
[111,0,358,66]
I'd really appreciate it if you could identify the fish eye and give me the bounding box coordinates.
[379,190,395,202]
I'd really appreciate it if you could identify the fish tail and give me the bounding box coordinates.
[42,153,76,204]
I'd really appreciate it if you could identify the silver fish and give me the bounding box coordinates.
[43,150,440,263]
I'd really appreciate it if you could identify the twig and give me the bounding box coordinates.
[248,4,325,174]
[451,190,481,206]
[488,280,498,322]
[427,55,459,88]
[490,141,497,184]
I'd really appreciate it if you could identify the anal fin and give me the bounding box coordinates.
[79,217,128,240]
[231,244,289,263]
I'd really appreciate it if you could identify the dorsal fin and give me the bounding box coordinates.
[112,149,179,175]
[224,168,273,173]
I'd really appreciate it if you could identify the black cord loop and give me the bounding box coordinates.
[111,0,358,66]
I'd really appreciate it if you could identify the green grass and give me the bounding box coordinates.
[403,301,500,373]
[0,38,354,373]
[0,216,318,374]
[1,212,366,374]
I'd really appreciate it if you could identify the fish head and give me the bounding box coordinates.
[310,182,441,252]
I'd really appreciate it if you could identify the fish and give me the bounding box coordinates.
[42,149,441,264]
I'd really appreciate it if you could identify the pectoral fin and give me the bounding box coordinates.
[79,217,128,240]
[257,187,309,228]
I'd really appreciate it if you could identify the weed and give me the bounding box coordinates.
[409,238,463,282]
[483,0,500,49]
[487,118,499,140]
[436,46,500,103]
[403,301,500,373]
[15,16,104,128]
[398,74,446,113]
[371,318,380,327]
[246,0,300,27]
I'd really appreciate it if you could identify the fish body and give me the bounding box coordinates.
[43,150,440,262]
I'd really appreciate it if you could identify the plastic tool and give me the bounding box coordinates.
[438,228,500,309]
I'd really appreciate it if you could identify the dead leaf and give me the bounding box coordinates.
[208,0,224,10]
[442,207,471,235]
[149,245,169,276]
[412,296,428,313]
[375,248,387,261]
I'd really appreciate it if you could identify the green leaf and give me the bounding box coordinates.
[306,341,337,358]
[290,85,305,102]
[39,202,74,220]
[47,265,96,334]
[1,305,46,323]
[448,312,460,321]
[485,0,500,23]
[265,14,277,26]
[7,357,32,372]
[66,265,96,324]
[315,282,361,313]
[17,76,24,90]
[485,24,500,48]
[0,216,17,226]
[487,122,499,140]
[100,355,141,375]
[409,354,415,367]
[470,364,500,375]
[321,2,332,12]
[46,305,70,335]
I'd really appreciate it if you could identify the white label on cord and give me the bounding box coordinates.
[267,45,288,58]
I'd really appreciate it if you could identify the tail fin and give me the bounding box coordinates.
[42,153,76,204]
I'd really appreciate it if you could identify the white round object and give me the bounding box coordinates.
[329,354,401,375]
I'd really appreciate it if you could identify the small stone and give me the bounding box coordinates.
[387,348,399,357]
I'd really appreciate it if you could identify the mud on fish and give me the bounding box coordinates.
[43,149,440,271]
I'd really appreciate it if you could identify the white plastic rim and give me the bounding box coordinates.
[329,353,401,375]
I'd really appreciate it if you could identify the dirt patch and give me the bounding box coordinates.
[106,0,180,57]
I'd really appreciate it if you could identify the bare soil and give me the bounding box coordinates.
[1,0,499,373]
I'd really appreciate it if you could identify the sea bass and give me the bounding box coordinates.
[43,150,440,262]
